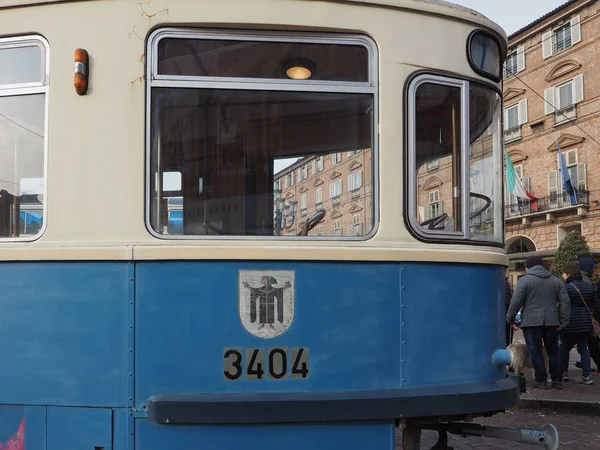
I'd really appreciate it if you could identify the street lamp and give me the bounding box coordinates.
[274,188,297,235]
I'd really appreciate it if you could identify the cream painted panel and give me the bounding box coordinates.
[0,0,504,254]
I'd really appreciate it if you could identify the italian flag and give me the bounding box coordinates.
[505,147,537,200]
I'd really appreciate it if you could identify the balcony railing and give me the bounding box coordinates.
[554,105,576,125]
[505,190,589,218]
[504,126,521,143]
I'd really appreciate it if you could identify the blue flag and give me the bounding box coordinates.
[556,138,578,205]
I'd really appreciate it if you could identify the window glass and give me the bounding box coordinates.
[149,33,376,239]
[506,105,518,129]
[0,92,46,238]
[411,77,502,244]
[414,82,462,233]
[157,38,369,82]
[0,44,43,87]
[469,84,502,243]
[149,88,374,237]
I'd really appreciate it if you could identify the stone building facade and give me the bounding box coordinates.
[274,149,373,237]
[503,0,600,281]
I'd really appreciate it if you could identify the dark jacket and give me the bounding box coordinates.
[563,277,600,334]
[507,265,570,328]
[505,278,513,312]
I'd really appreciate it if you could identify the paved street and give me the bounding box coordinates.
[395,409,600,449]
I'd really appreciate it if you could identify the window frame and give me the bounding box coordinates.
[0,35,50,242]
[405,71,504,247]
[145,28,379,241]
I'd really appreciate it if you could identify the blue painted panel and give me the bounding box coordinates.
[0,262,129,407]
[47,407,112,450]
[401,263,505,386]
[135,262,402,400]
[26,406,47,450]
[0,405,46,450]
[136,420,394,450]
[112,408,130,450]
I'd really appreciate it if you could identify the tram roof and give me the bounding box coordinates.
[4,0,506,40]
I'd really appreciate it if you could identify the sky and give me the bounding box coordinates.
[451,0,570,35]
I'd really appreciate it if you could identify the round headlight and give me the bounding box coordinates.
[468,31,502,81]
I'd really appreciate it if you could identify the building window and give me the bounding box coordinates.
[543,16,581,59]
[544,75,583,124]
[300,193,307,216]
[329,180,342,199]
[312,157,324,174]
[408,75,503,243]
[286,172,295,188]
[332,153,342,165]
[505,165,531,216]
[147,29,376,239]
[317,224,324,236]
[557,223,582,246]
[274,179,281,191]
[504,46,524,79]
[347,150,362,157]
[548,148,586,208]
[426,159,439,171]
[298,164,308,182]
[427,190,441,219]
[315,187,323,208]
[333,219,342,236]
[348,171,362,191]
[504,99,527,143]
[0,36,49,240]
[349,214,362,236]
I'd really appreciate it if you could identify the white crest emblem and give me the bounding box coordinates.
[239,270,295,339]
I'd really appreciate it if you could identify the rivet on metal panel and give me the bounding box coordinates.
[129,302,133,306]
[402,304,406,308]
[402,378,407,382]
[402,322,406,326]
[402,360,406,363]
[402,341,406,345]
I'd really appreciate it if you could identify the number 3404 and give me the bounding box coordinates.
[223,347,310,381]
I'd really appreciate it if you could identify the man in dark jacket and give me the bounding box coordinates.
[507,256,571,389]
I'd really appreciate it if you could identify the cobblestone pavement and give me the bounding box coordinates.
[394,409,600,449]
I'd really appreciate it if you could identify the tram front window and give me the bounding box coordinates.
[148,32,376,239]
[409,75,502,243]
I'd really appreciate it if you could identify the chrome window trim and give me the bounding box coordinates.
[145,27,380,242]
[407,74,466,240]
[407,73,504,244]
[0,34,50,243]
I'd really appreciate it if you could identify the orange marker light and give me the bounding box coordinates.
[74,48,89,95]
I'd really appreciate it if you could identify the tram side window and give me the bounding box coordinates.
[414,83,463,234]
[148,32,376,238]
[410,76,503,243]
[0,38,48,239]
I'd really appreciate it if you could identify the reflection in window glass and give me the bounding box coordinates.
[415,83,462,233]
[149,89,374,237]
[469,85,502,243]
[0,93,46,238]
[0,45,43,86]
[157,38,369,82]
[412,78,502,243]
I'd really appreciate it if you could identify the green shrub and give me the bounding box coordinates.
[551,230,593,278]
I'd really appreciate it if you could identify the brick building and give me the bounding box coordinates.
[274,149,373,237]
[503,0,600,282]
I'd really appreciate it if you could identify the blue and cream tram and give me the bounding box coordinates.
[0,0,559,449]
